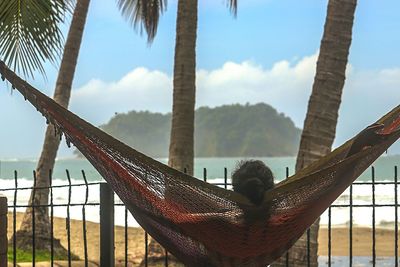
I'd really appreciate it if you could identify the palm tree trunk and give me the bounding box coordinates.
[13,0,90,253]
[142,1,198,265]
[168,0,198,176]
[271,0,357,266]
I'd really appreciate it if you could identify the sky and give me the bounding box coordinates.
[0,0,400,159]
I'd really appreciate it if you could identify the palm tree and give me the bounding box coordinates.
[168,0,237,172]
[2,0,166,254]
[168,0,238,175]
[142,1,201,264]
[167,0,199,176]
[142,0,237,264]
[2,0,236,259]
[271,0,357,266]
[11,0,91,253]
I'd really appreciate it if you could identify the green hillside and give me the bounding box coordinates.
[95,103,301,158]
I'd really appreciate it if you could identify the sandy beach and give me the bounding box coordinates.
[6,212,399,265]
[318,226,398,256]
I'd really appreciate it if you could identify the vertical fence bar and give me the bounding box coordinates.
[349,184,353,267]
[372,167,376,267]
[100,183,115,267]
[13,171,17,267]
[0,195,7,267]
[306,228,310,267]
[124,208,128,267]
[285,167,289,267]
[165,250,169,267]
[66,170,72,267]
[224,168,228,189]
[144,232,148,267]
[32,171,37,267]
[328,206,332,267]
[82,170,89,267]
[49,170,54,267]
[395,166,398,267]
[145,159,151,267]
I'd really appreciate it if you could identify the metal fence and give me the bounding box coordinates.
[318,165,399,267]
[0,166,399,266]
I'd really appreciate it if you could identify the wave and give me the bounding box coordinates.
[0,158,30,162]
[0,156,399,227]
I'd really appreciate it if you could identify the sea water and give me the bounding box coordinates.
[0,155,399,228]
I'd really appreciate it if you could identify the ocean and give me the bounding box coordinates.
[0,155,399,228]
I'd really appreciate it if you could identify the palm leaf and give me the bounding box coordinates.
[227,0,238,16]
[117,0,167,43]
[0,0,72,78]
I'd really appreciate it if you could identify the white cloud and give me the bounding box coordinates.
[71,67,172,124]
[337,67,400,148]
[196,54,318,126]
[70,52,400,152]
[71,53,319,124]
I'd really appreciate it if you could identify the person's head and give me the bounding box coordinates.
[232,160,274,205]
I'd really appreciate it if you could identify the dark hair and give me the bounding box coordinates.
[232,160,274,205]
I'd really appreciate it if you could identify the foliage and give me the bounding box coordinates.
[7,248,77,262]
[95,103,301,158]
[101,110,171,157]
[0,0,72,77]
[117,0,167,43]
[117,0,237,43]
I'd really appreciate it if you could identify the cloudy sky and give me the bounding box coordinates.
[0,0,399,159]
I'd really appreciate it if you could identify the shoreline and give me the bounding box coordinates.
[6,213,400,264]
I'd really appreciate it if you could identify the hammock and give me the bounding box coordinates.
[1,60,399,267]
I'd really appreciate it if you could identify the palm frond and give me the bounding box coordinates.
[227,0,238,17]
[117,0,167,43]
[0,0,72,78]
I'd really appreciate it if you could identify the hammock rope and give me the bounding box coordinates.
[1,60,399,267]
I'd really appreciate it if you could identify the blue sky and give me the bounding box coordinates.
[1,0,400,158]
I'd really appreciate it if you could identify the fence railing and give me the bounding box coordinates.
[0,166,399,266]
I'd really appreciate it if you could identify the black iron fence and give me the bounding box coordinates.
[0,166,398,266]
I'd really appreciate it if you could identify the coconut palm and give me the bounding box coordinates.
[271,0,358,266]
[0,0,165,77]
[137,0,237,264]
[2,0,167,254]
[168,0,237,176]
[120,0,237,176]
[167,0,199,176]
[9,0,91,254]
[2,0,236,259]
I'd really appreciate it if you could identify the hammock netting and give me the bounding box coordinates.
[1,60,399,267]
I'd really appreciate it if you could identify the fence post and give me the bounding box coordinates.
[0,196,7,267]
[100,183,115,267]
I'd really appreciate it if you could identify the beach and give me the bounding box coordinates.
[7,213,145,266]
[1,157,399,266]
[6,212,399,266]
[318,226,398,256]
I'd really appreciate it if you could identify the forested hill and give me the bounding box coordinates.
[98,103,301,158]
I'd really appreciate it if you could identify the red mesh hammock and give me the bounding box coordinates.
[1,60,399,267]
